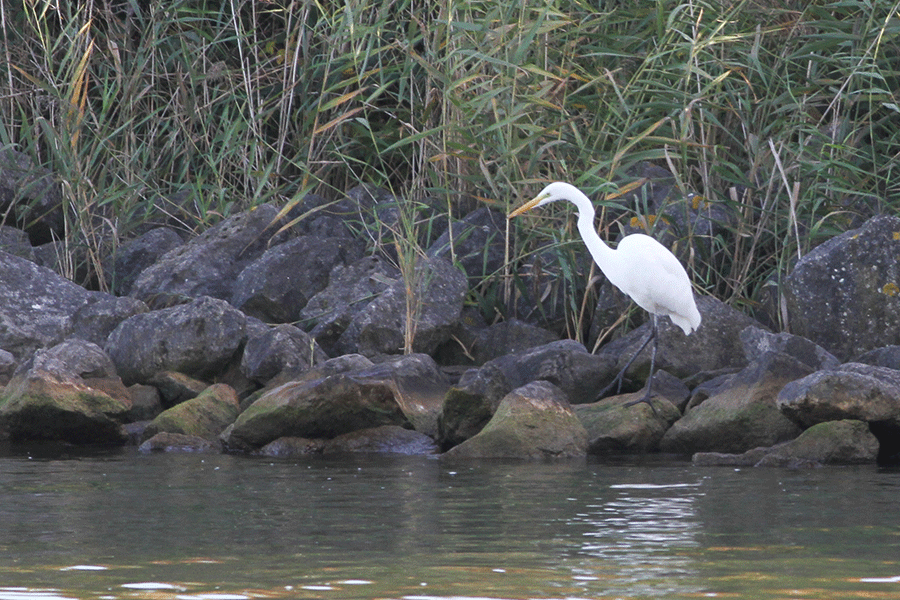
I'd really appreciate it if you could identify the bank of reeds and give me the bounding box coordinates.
[2,0,899,336]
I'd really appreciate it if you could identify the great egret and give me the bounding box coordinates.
[508,181,701,411]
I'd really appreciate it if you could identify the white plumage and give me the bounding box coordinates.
[509,181,701,410]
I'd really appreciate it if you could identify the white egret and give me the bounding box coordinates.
[508,181,701,411]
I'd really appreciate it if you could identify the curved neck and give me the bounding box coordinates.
[569,191,614,270]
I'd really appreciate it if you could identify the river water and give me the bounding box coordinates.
[1,445,898,600]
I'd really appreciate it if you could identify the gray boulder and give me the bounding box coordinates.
[426,206,506,280]
[298,255,400,356]
[68,294,148,347]
[232,235,363,322]
[0,349,15,385]
[441,381,588,459]
[470,318,560,365]
[0,225,36,261]
[855,345,900,369]
[777,363,900,430]
[110,227,184,296]
[437,340,616,448]
[0,251,96,360]
[129,203,282,302]
[338,256,467,357]
[659,351,807,454]
[105,296,247,384]
[784,214,900,360]
[240,323,328,385]
[740,326,840,370]
[0,149,65,244]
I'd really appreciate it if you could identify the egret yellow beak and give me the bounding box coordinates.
[508,193,549,219]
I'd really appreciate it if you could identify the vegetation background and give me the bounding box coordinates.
[2,0,899,342]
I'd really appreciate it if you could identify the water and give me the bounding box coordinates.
[1,445,898,600]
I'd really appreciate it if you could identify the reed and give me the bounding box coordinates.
[2,0,898,334]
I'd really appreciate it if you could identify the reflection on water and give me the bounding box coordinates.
[0,446,898,600]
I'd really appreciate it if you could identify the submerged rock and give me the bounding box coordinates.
[323,425,439,455]
[659,352,807,454]
[693,420,879,467]
[224,372,411,450]
[141,383,240,442]
[438,340,615,448]
[139,432,222,453]
[441,381,588,459]
[575,371,685,454]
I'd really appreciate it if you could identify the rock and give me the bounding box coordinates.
[755,420,878,467]
[105,296,246,385]
[598,296,762,393]
[141,383,240,442]
[240,323,329,385]
[68,294,148,347]
[0,225,36,261]
[426,207,506,280]
[258,436,325,457]
[740,326,840,370]
[232,235,363,322]
[0,251,96,360]
[0,149,65,244]
[470,318,560,365]
[441,381,588,459]
[139,432,221,453]
[777,363,900,429]
[129,203,283,302]
[692,446,773,467]
[323,425,439,455]
[694,420,879,467]
[437,340,615,448]
[0,349,15,386]
[123,384,163,422]
[0,340,130,444]
[338,256,467,357]
[659,352,808,454]
[574,372,685,454]
[784,214,900,360]
[146,371,209,407]
[110,227,184,296]
[224,371,412,450]
[855,345,900,369]
[298,255,401,356]
[343,354,449,438]
[287,193,359,239]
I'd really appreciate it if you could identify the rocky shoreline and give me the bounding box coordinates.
[2,156,900,466]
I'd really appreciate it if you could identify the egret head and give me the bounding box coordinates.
[508,182,569,218]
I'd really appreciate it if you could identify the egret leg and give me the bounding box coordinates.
[624,314,659,415]
[596,315,656,400]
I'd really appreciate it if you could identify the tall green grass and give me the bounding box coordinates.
[2,0,899,336]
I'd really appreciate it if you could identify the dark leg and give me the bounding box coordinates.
[597,315,655,399]
[624,314,659,414]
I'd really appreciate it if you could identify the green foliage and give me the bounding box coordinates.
[2,0,899,330]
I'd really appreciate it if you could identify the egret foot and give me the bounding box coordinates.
[623,387,659,416]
